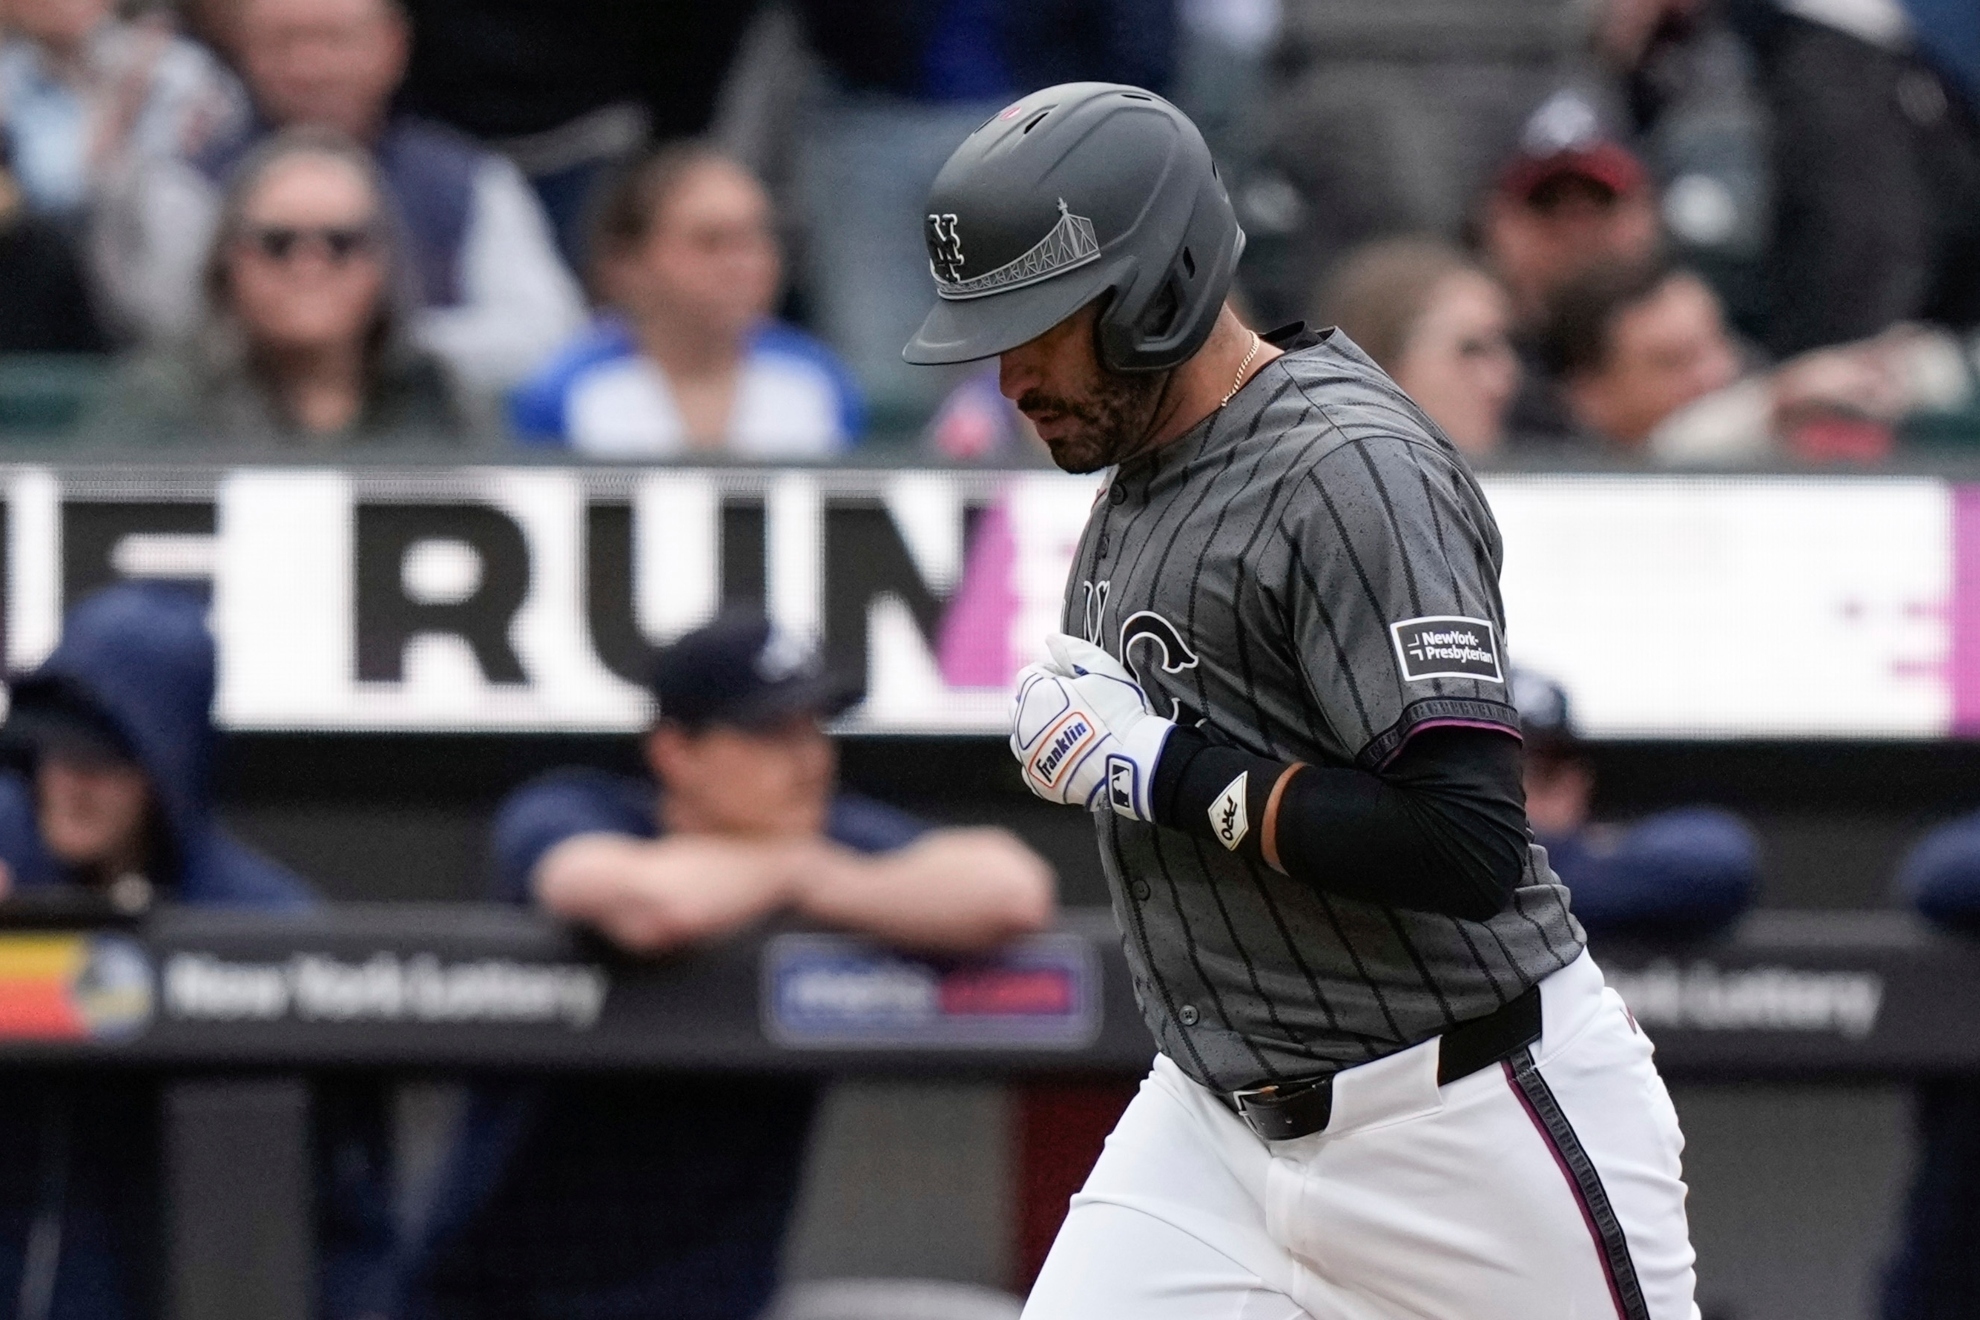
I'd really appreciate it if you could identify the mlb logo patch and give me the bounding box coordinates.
[1390,617,1504,683]
[1107,756,1136,817]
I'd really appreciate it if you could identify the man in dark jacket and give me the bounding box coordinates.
[400,609,1054,1320]
[0,583,387,1320]
[0,129,108,357]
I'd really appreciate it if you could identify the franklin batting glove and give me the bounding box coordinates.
[1009,633,1175,819]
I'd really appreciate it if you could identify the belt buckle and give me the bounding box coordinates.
[1231,1074,1333,1142]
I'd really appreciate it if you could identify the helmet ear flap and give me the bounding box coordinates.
[1096,271,1183,373]
[1140,276,1185,343]
[1094,179,1243,373]
[1096,247,1211,372]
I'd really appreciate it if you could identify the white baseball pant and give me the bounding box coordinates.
[1022,952,1700,1320]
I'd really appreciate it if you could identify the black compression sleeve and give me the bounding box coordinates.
[1149,726,1528,921]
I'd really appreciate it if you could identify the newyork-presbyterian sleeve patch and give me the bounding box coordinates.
[1389,617,1504,684]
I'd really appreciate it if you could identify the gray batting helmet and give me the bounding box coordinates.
[902,82,1244,373]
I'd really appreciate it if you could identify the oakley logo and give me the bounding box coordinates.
[1210,772,1249,850]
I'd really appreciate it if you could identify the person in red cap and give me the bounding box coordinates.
[1481,88,1662,334]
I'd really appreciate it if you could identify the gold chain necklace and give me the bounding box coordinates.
[1220,332,1263,408]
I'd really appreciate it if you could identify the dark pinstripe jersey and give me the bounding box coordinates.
[1065,327,1584,1093]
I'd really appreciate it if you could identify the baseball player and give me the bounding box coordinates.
[904,83,1699,1320]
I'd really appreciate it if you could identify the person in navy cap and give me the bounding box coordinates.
[400,607,1055,1320]
[1514,669,1759,935]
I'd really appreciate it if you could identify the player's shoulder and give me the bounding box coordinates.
[1254,328,1478,479]
[488,768,655,904]
[1272,330,1437,439]
[1247,331,1499,552]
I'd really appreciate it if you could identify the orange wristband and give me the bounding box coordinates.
[1260,761,1309,874]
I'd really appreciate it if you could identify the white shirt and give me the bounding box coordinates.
[515,319,860,459]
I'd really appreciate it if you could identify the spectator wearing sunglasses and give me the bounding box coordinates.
[83,126,479,447]
[91,0,586,397]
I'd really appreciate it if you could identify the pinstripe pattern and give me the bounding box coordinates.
[1064,328,1584,1092]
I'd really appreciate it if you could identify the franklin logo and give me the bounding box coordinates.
[1210,772,1249,850]
[1030,712,1096,789]
[925,213,965,283]
[1389,616,1504,684]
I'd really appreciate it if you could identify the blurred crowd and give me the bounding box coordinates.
[3,0,1980,1315]
[0,0,1969,464]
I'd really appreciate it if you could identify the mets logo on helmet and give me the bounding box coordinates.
[926,213,965,283]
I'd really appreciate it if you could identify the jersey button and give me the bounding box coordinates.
[1097,534,1111,558]
[1131,879,1151,901]
[1178,1004,1200,1026]
[1109,484,1128,506]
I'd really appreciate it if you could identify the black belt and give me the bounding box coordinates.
[1222,983,1543,1142]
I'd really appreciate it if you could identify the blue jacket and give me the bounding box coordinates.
[1538,808,1761,936]
[401,769,925,1320]
[797,0,1175,102]
[0,584,385,1320]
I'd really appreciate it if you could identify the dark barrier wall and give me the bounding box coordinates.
[215,732,1980,910]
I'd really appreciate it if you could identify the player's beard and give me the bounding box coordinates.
[1021,366,1172,475]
